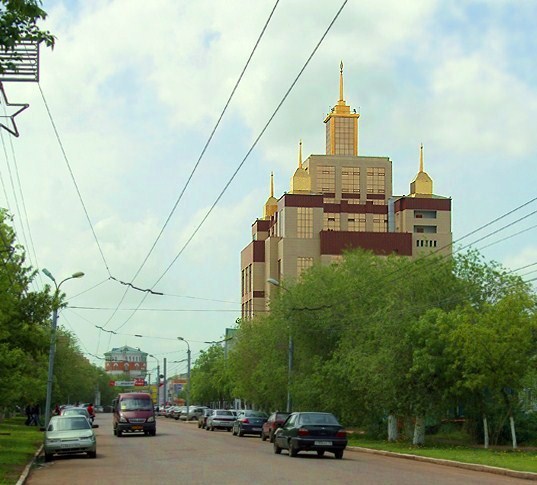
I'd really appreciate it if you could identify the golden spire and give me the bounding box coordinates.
[264,172,278,219]
[339,61,344,102]
[410,143,433,197]
[290,139,311,194]
[298,139,303,169]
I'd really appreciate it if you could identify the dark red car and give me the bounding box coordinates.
[261,411,290,442]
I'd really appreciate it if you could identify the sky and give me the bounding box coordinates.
[1,0,536,377]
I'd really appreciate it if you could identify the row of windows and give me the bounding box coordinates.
[342,167,360,193]
[414,225,437,234]
[366,167,385,194]
[317,166,336,192]
[241,264,253,296]
[241,300,254,320]
[297,257,314,277]
[416,239,438,248]
[322,213,386,232]
[297,207,314,238]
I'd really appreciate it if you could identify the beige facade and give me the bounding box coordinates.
[240,66,452,320]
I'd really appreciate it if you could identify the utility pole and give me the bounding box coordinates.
[163,358,167,406]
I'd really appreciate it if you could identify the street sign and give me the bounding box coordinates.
[108,379,146,387]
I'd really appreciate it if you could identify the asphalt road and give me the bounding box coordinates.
[27,414,530,485]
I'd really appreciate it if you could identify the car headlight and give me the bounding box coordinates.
[80,434,94,440]
[119,416,128,423]
[45,438,60,444]
[147,416,155,423]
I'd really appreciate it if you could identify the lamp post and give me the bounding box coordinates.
[42,268,84,428]
[267,278,293,413]
[148,354,160,407]
[177,337,191,418]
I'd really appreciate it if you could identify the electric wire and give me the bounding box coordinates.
[97,0,282,341]
[151,0,349,290]
[67,278,112,301]
[5,127,43,286]
[120,0,281,292]
[37,82,113,278]
[108,0,349,334]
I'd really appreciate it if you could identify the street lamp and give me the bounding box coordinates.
[177,337,191,419]
[42,268,84,428]
[267,278,293,413]
[148,354,160,407]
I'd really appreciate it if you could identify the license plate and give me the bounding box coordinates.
[132,425,143,430]
[252,428,261,431]
[314,440,332,446]
[60,443,74,448]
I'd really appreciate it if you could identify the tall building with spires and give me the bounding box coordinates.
[240,63,452,319]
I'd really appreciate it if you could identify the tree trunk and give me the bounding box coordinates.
[482,415,489,449]
[387,414,398,441]
[509,416,517,449]
[412,416,425,445]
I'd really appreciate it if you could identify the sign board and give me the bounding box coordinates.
[109,378,147,387]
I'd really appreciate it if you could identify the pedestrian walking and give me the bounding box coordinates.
[30,403,41,426]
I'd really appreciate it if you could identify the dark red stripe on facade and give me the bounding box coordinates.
[320,231,412,256]
[281,194,324,208]
[394,197,451,212]
[366,193,385,200]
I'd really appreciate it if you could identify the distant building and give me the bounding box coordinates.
[240,63,452,319]
[104,345,148,377]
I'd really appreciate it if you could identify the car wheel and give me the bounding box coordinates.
[334,450,344,459]
[88,451,97,459]
[289,441,298,457]
[238,426,244,437]
[198,422,201,428]
[261,431,267,441]
[226,428,231,432]
[206,425,211,431]
[44,453,53,462]
[117,429,123,437]
[269,431,275,443]
[113,427,117,436]
[150,430,156,436]
[210,426,215,431]
[317,450,325,457]
[273,441,282,455]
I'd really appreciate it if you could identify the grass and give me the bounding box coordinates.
[0,417,42,485]
[347,436,537,473]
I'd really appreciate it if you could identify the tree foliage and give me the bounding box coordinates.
[223,248,537,445]
[0,0,55,73]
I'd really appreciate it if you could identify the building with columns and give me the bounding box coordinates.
[240,64,452,319]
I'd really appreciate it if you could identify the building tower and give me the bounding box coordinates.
[240,64,452,319]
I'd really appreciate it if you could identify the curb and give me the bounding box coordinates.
[16,444,43,485]
[347,446,537,481]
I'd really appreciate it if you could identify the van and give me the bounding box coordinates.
[112,392,156,437]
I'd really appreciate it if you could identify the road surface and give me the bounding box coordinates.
[27,414,530,484]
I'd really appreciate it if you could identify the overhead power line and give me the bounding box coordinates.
[97,1,281,337]
[119,0,281,292]
[110,0,349,333]
[37,83,113,278]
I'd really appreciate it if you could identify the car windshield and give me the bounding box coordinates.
[63,409,87,416]
[215,410,234,416]
[246,411,267,418]
[49,417,91,431]
[299,413,339,425]
[120,398,153,411]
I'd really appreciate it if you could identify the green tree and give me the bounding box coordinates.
[0,0,55,73]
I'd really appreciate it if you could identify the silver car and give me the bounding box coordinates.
[44,415,97,461]
[206,409,235,431]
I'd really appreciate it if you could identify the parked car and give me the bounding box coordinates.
[61,407,91,422]
[198,408,213,429]
[94,405,104,413]
[172,406,187,420]
[232,410,268,437]
[164,406,179,418]
[261,412,290,442]
[206,409,236,431]
[273,412,347,459]
[180,406,207,421]
[43,415,97,462]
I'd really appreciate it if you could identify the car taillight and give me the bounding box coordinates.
[242,418,250,424]
[336,430,347,438]
[298,428,309,436]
